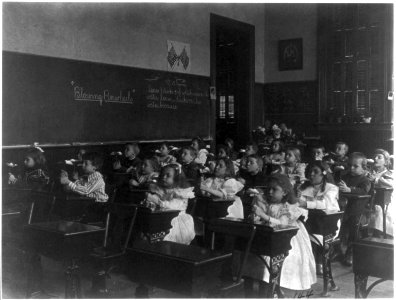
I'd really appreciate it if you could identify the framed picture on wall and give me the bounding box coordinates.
[278,38,303,71]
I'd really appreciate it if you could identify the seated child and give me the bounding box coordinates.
[143,164,195,244]
[298,161,340,273]
[244,174,316,294]
[337,152,371,266]
[201,154,216,180]
[180,146,201,187]
[60,152,108,203]
[225,138,238,161]
[274,147,306,188]
[156,142,177,167]
[263,140,285,168]
[217,144,230,159]
[239,142,259,172]
[191,136,208,166]
[311,145,326,162]
[129,157,160,190]
[325,142,349,180]
[218,144,239,174]
[113,142,142,176]
[8,147,50,190]
[367,149,394,237]
[200,158,244,219]
[238,154,267,189]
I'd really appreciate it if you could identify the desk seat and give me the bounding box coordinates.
[353,237,394,298]
[127,240,232,297]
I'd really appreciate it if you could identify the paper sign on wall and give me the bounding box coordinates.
[167,40,191,73]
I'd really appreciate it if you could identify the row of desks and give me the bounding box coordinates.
[3,187,391,298]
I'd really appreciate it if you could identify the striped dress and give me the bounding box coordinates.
[68,171,108,202]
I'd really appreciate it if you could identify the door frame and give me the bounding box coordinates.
[210,13,255,148]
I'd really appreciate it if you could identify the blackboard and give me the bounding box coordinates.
[3,51,211,146]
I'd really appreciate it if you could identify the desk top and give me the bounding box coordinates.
[340,193,371,199]
[26,221,105,237]
[356,237,394,248]
[130,240,232,266]
[218,217,299,233]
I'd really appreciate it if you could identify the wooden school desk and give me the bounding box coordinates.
[353,237,394,298]
[212,217,299,298]
[127,240,232,297]
[372,187,393,238]
[305,209,344,296]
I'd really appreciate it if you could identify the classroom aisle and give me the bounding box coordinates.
[2,247,394,299]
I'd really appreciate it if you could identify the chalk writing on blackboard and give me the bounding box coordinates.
[145,76,208,110]
[72,83,135,105]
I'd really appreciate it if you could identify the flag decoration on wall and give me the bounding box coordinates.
[167,40,191,73]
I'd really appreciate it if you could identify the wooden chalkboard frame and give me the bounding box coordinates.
[3,51,212,147]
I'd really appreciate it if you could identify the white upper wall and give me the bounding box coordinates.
[264,3,317,83]
[3,3,266,83]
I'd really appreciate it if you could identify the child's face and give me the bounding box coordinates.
[161,167,175,188]
[208,161,216,173]
[215,160,227,178]
[142,160,154,175]
[181,149,194,164]
[272,142,281,153]
[335,144,347,157]
[280,123,287,131]
[191,140,199,151]
[309,166,324,185]
[82,160,96,174]
[285,150,297,165]
[77,149,86,161]
[218,148,227,158]
[268,182,286,203]
[24,156,35,168]
[349,158,365,176]
[313,148,324,161]
[247,157,260,174]
[273,129,281,138]
[246,145,256,156]
[160,144,169,156]
[124,145,136,159]
[374,154,386,169]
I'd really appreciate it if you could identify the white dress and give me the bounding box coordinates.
[146,186,196,245]
[301,183,341,244]
[368,169,394,236]
[201,177,244,218]
[243,202,316,291]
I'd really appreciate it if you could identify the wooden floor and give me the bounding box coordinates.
[2,246,394,299]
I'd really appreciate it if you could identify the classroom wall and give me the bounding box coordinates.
[263,3,318,83]
[3,2,266,83]
[259,3,319,134]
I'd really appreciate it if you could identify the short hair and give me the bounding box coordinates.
[349,152,368,170]
[312,145,325,152]
[217,158,236,178]
[82,152,103,169]
[25,147,47,169]
[247,154,264,171]
[374,149,391,168]
[271,140,285,152]
[286,147,301,162]
[217,144,230,158]
[144,157,161,173]
[246,142,259,153]
[336,141,349,152]
[160,141,171,149]
[268,173,297,204]
[191,136,206,150]
[182,146,198,158]
[160,163,189,188]
[224,138,235,149]
[125,142,140,155]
